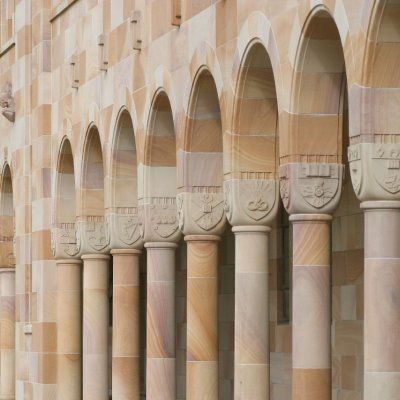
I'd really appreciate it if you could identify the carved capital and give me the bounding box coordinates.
[76,216,110,255]
[176,192,226,236]
[348,143,400,202]
[107,208,142,250]
[139,197,181,244]
[51,223,80,260]
[224,179,279,226]
[279,163,344,214]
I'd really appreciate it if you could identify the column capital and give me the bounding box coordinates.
[224,179,279,227]
[107,208,143,250]
[51,223,80,260]
[279,162,344,215]
[348,143,400,202]
[139,197,181,244]
[177,192,226,236]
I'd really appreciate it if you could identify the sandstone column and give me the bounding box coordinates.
[76,217,112,400]
[82,254,110,400]
[52,224,82,400]
[177,191,226,400]
[140,197,181,399]
[0,267,15,400]
[291,214,332,399]
[363,201,400,398]
[111,249,141,400]
[280,162,344,400]
[224,177,280,400]
[56,259,82,400]
[145,243,177,399]
[348,143,400,399]
[232,226,270,398]
[185,234,219,400]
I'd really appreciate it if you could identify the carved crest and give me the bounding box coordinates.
[117,214,140,245]
[298,164,340,209]
[86,218,110,251]
[240,180,274,221]
[150,204,178,239]
[52,223,80,258]
[191,193,224,231]
[0,82,15,123]
[372,146,400,194]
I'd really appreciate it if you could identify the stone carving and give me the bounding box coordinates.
[224,179,279,226]
[279,163,343,214]
[348,143,400,202]
[192,193,225,231]
[52,223,80,259]
[0,82,15,122]
[177,192,226,235]
[108,207,142,249]
[372,145,400,194]
[242,180,272,221]
[86,217,110,252]
[139,198,181,243]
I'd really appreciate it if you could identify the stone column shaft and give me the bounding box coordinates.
[145,243,177,399]
[56,260,82,400]
[111,249,141,400]
[291,214,332,400]
[82,254,110,400]
[0,269,15,400]
[362,201,400,399]
[233,226,270,399]
[185,235,220,400]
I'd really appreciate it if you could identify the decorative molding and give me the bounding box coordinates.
[348,143,400,202]
[224,179,279,226]
[0,81,15,122]
[279,163,344,215]
[176,192,226,236]
[139,197,181,244]
[51,223,80,259]
[108,207,142,249]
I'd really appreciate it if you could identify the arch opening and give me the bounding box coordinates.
[290,9,347,163]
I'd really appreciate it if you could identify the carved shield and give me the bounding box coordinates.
[192,193,225,231]
[240,180,274,221]
[117,214,140,245]
[372,146,400,194]
[150,206,179,239]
